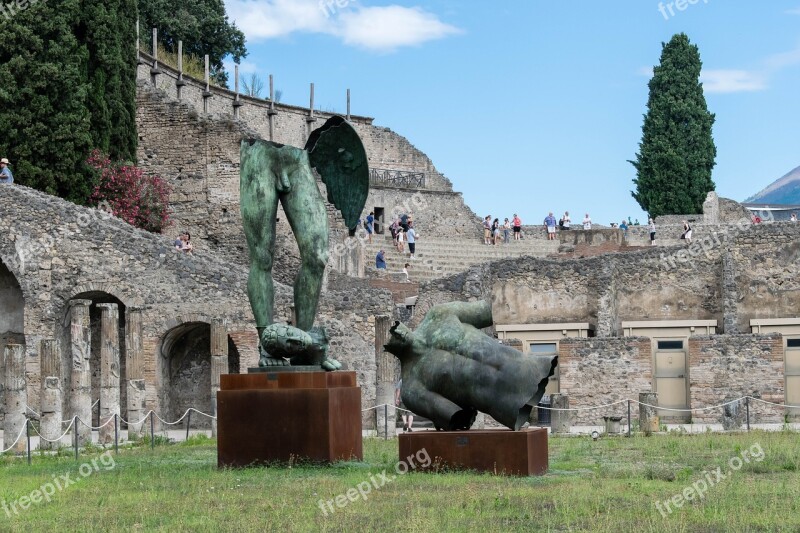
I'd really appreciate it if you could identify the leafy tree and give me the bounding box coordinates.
[630,33,716,218]
[0,0,95,202]
[138,0,247,87]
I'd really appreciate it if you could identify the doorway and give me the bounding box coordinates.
[653,339,690,422]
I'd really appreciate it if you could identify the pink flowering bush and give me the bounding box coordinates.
[86,150,171,233]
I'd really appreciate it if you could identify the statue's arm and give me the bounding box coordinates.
[423,301,493,330]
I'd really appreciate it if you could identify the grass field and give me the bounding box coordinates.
[1,431,799,532]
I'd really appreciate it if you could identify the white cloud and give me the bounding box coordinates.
[224,0,460,52]
[337,6,461,51]
[785,7,800,14]
[700,70,767,93]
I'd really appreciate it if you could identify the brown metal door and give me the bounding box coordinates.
[654,340,689,422]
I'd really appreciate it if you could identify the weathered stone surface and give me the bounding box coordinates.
[3,344,27,453]
[639,392,659,435]
[69,300,92,446]
[550,393,570,434]
[374,315,395,437]
[97,304,120,444]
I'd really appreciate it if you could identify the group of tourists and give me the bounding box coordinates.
[173,231,194,254]
[483,214,523,245]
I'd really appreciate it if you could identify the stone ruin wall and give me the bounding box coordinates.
[411,223,800,423]
[0,184,392,425]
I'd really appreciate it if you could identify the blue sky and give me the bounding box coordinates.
[224,0,800,225]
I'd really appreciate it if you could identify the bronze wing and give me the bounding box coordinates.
[305,116,369,235]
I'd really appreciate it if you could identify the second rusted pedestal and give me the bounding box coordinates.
[217,371,362,467]
[398,428,548,476]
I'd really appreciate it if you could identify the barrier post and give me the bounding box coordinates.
[73,416,79,461]
[150,412,155,449]
[26,418,31,465]
[745,397,750,431]
[114,414,119,455]
[384,404,388,441]
[627,400,632,437]
[186,410,192,442]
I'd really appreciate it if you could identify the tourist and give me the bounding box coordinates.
[400,213,409,233]
[396,227,405,253]
[366,211,375,243]
[492,218,500,245]
[503,218,511,244]
[583,213,592,230]
[620,219,628,238]
[649,218,656,246]
[512,213,522,241]
[544,212,557,240]
[681,220,692,243]
[791,213,798,223]
[562,211,571,230]
[402,263,411,282]
[0,158,13,184]
[183,232,194,254]
[395,378,413,432]
[174,232,185,251]
[406,221,417,259]
[376,249,386,269]
[390,217,400,244]
[483,215,492,245]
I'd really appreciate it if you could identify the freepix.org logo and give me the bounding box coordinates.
[658,0,709,21]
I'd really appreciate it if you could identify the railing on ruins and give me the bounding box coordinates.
[369,168,427,189]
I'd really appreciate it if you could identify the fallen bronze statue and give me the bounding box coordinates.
[385,300,557,431]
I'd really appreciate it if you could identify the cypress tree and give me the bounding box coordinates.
[630,33,717,218]
[0,0,95,202]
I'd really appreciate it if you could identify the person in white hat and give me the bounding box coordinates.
[0,158,13,184]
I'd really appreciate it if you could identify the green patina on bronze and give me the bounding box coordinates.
[240,116,369,370]
[386,301,557,431]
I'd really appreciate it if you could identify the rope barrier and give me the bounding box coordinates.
[29,418,76,444]
[76,415,117,431]
[747,396,800,409]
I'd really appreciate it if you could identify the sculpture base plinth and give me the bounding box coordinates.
[217,371,362,467]
[398,428,548,476]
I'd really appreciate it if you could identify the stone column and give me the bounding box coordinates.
[210,319,228,438]
[39,340,63,449]
[639,392,660,435]
[374,316,395,437]
[550,393,571,434]
[97,304,120,444]
[3,344,27,453]
[69,299,92,447]
[125,307,146,436]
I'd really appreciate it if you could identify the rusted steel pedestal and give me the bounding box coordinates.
[398,428,548,476]
[217,371,362,467]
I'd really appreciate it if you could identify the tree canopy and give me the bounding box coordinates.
[137,0,247,87]
[630,33,716,218]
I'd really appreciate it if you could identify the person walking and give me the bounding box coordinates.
[512,214,522,241]
[492,218,500,245]
[544,212,557,240]
[682,220,692,244]
[562,211,571,230]
[483,216,492,245]
[366,211,375,243]
[406,222,417,259]
[649,218,656,246]
[396,227,405,253]
[395,379,413,432]
[376,249,386,269]
[583,213,592,230]
[503,218,511,244]
[0,158,13,184]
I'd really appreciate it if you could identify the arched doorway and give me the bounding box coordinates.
[0,258,25,425]
[160,322,241,428]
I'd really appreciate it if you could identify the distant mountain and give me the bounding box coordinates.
[745,165,800,205]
